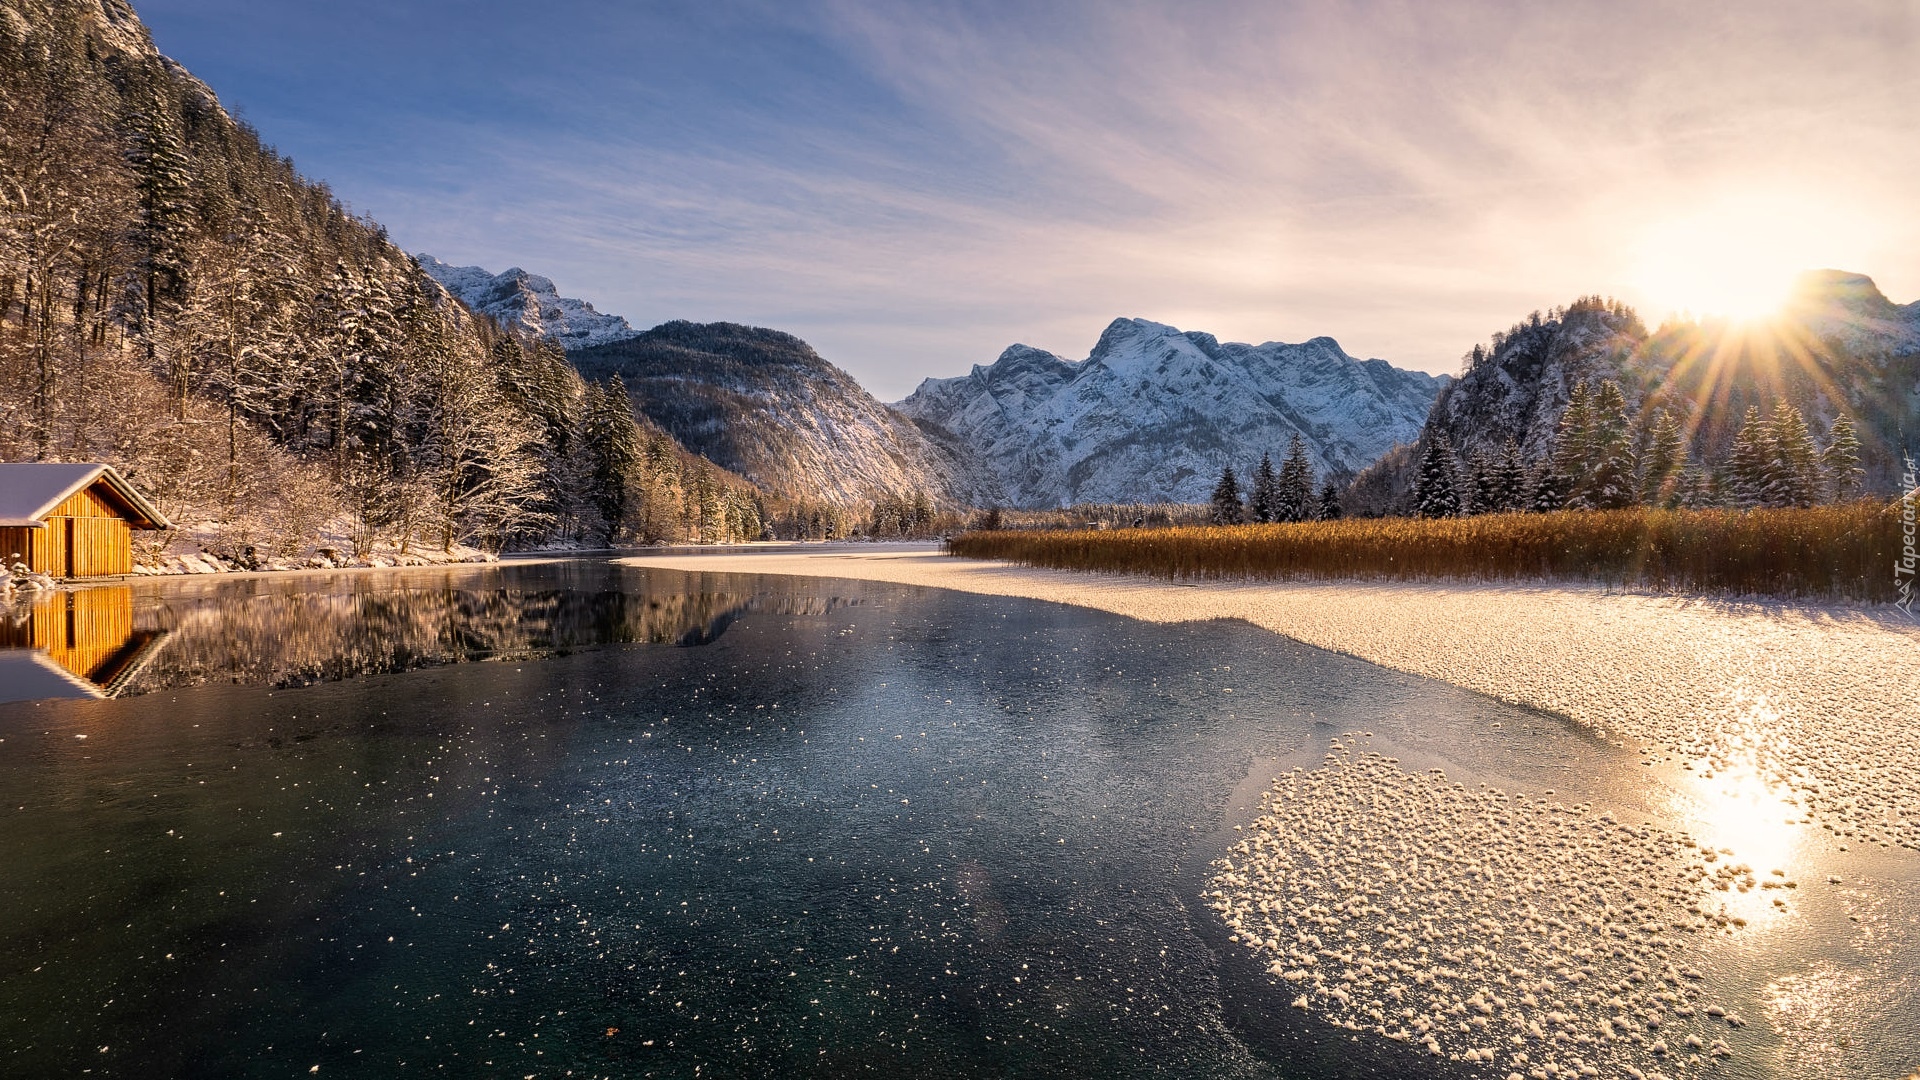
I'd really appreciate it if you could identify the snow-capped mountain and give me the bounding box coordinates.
[896,318,1448,507]
[571,322,1004,507]
[416,255,638,351]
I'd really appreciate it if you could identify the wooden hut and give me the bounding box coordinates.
[0,463,171,578]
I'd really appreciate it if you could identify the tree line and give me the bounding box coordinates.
[1411,379,1864,518]
[1209,434,1344,524]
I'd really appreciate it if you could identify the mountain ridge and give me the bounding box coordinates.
[1387,270,1920,512]
[570,321,1005,508]
[898,317,1448,508]
[416,255,640,352]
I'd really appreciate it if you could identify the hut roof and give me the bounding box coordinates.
[0,463,171,529]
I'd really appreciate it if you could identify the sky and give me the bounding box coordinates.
[137,0,1920,400]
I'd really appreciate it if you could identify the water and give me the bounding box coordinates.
[0,561,1913,1078]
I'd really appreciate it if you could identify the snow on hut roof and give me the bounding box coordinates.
[0,463,171,529]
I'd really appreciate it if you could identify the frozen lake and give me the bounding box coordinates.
[0,560,1913,1078]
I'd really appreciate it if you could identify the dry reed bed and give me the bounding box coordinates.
[948,504,1905,601]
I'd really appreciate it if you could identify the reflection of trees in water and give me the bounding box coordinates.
[124,588,861,694]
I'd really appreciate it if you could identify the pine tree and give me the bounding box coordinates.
[582,378,642,544]
[1724,405,1774,509]
[125,88,195,379]
[1766,404,1820,508]
[1493,437,1527,512]
[1821,412,1863,502]
[1275,434,1314,522]
[1550,382,1597,509]
[1248,452,1279,523]
[1316,479,1343,521]
[1639,410,1685,508]
[1529,462,1568,512]
[1673,458,1711,508]
[1415,435,1461,518]
[1583,380,1637,509]
[1467,449,1497,515]
[1210,465,1245,524]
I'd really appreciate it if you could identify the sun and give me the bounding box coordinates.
[1625,193,1861,324]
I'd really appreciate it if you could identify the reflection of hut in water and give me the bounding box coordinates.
[0,587,167,702]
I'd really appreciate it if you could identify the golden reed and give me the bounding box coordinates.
[947,503,1903,602]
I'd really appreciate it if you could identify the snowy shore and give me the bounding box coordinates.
[134,545,493,577]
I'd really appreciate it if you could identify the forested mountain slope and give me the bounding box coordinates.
[0,0,759,559]
[571,321,1004,507]
[1363,273,1920,514]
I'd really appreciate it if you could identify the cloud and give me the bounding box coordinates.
[170,0,1920,398]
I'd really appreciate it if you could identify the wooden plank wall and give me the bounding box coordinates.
[12,483,136,577]
[0,526,36,572]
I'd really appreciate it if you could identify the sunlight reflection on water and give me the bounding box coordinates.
[1765,965,1864,1072]
[1679,760,1807,927]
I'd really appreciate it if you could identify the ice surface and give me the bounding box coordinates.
[624,552,1920,856]
[1211,745,1754,1076]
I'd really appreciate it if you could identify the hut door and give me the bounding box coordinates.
[63,518,75,578]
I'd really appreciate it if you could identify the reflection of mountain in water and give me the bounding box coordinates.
[127,588,767,694]
[0,587,165,702]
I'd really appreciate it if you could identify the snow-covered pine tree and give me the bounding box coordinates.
[1493,437,1527,512]
[125,86,195,377]
[633,434,685,544]
[489,331,592,542]
[1248,452,1279,523]
[1550,381,1596,509]
[1673,458,1712,508]
[1528,461,1568,512]
[582,377,643,544]
[1822,413,1863,502]
[1467,449,1498,515]
[1583,380,1637,509]
[1275,434,1314,522]
[1724,405,1774,509]
[1764,404,1820,508]
[1415,435,1461,518]
[1638,409,1685,508]
[1316,479,1343,521]
[1210,465,1245,525]
[684,461,719,541]
[404,309,549,554]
